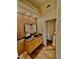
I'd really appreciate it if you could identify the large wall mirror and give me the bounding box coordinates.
[25,24,37,34]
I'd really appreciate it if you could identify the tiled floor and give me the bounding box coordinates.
[19,45,56,59]
[29,44,44,59]
[19,41,56,59]
[19,51,31,59]
[29,40,53,59]
[35,46,56,59]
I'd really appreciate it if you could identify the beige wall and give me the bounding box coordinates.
[37,0,57,45]
[24,16,36,24]
[37,11,56,46]
[17,12,36,39]
[37,18,47,46]
[56,0,61,59]
[17,13,25,39]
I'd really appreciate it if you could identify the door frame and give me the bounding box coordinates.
[46,18,56,41]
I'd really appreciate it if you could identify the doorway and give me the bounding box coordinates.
[46,18,56,45]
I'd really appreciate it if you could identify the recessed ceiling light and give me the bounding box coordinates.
[47,4,51,8]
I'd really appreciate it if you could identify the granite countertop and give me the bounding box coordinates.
[24,35,41,42]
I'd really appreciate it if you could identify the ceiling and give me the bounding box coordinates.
[19,0,55,10]
[18,0,56,16]
[26,0,51,9]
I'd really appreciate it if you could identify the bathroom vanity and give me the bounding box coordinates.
[24,35,43,54]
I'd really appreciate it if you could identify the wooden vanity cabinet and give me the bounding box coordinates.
[17,39,25,56]
[24,36,43,54]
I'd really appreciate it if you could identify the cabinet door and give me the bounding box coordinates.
[17,39,25,56]
[24,40,34,54]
